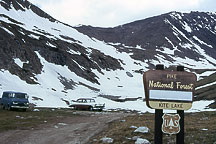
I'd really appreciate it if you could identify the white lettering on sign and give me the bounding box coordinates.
[159,103,169,108]
[167,74,177,79]
[149,101,192,110]
[176,82,193,90]
[158,102,183,109]
[149,81,174,89]
[171,103,183,109]
[158,103,183,109]
[149,80,193,90]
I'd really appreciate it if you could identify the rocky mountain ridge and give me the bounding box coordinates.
[75,11,216,68]
[0,0,215,110]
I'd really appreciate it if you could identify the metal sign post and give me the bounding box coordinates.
[143,65,197,144]
[155,109,163,144]
[176,66,185,144]
[177,110,184,144]
[154,64,164,144]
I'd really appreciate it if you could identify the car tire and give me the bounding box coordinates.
[22,109,27,112]
[88,106,93,111]
[8,105,12,111]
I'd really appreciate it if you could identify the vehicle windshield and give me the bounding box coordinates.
[14,93,27,99]
[77,99,95,103]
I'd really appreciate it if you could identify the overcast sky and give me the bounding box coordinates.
[28,0,216,27]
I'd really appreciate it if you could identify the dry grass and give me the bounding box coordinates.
[0,108,215,144]
[90,111,216,144]
[0,108,76,132]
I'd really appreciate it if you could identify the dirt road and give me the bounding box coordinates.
[0,111,129,144]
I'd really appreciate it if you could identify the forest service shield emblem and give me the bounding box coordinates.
[162,113,180,134]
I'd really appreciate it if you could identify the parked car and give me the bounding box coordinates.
[69,98,105,111]
[1,91,29,111]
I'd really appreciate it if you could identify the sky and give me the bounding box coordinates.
[28,0,216,27]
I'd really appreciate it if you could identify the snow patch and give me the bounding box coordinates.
[16,1,26,10]
[182,21,192,33]
[196,81,216,90]
[100,137,114,143]
[14,58,29,68]
[193,36,213,48]
[46,41,56,48]
[67,49,81,55]
[188,100,215,112]
[196,71,216,80]
[28,34,40,39]
[22,38,26,43]
[107,42,121,46]
[135,138,150,144]
[0,26,14,36]
[170,12,182,20]
[134,126,149,133]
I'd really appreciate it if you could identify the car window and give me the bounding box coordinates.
[2,93,8,98]
[77,99,82,103]
[83,100,87,103]
[76,99,95,103]
[86,99,90,103]
[15,93,26,99]
[8,93,14,98]
[91,99,95,102]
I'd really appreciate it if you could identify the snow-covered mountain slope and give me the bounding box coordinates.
[75,11,216,69]
[0,0,215,112]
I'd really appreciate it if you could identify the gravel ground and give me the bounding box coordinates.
[0,111,130,144]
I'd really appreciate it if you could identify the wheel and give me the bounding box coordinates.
[8,105,12,111]
[74,106,78,110]
[22,109,27,112]
[88,106,93,111]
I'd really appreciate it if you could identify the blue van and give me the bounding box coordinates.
[1,91,29,111]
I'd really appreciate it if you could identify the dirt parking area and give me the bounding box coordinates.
[0,109,130,144]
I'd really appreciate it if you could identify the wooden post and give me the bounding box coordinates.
[177,66,185,144]
[177,110,184,144]
[155,109,163,144]
[154,64,164,144]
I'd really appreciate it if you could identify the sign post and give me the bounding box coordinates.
[154,64,164,144]
[143,65,197,144]
[176,66,185,144]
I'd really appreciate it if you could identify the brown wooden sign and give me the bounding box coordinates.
[162,113,180,134]
[143,70,197,110]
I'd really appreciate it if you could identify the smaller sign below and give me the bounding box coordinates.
[149,101,192,110]
[162,113,180,135]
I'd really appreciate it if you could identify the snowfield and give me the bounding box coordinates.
[0,2,216,112]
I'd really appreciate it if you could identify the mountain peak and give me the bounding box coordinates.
[74,11,216,65]
[0,0,56,22]
[1,0,31,11]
